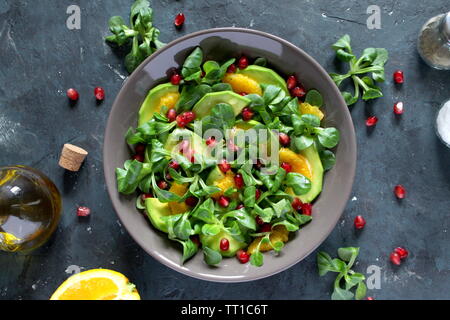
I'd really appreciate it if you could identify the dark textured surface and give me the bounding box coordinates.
[0,0,449,300]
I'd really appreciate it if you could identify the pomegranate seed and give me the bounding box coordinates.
[279,133,291,146]
[255,216,264,225]
[135,143,146,155]
[236,249,250,264]
[394,247,409,259]
[260,223,272,233]
[183,111,196,123]
[242,107,254,121]
[176,115,187,128]
[77,206,91,217]
[302,203,313,216]
[205,136,216,147]
[354,215,366,230]
[133,154,144,162]
[218,196,230,208]
[235,204,244,210]
[238,56,249,69]
[165,173,173,181]
[167,108,177,122]
[255,159,263,169]
[94,87,105,101]
[218,160,231,173]
[292,198,303,212]
[394,185,406,199]
[227,64,237,73]
[280,162,292,173]
[170,73,182,85]
[185,196,198,207]
[220,238,230,251]
[390,252,401,265]
[67,88,79,101]
[393,102,404,115]
[393,70,404,84]
[141,193,153,201]
[287,76,297,90]
[291,86,306,98]
[190,235,201,247]
[157,181,168,190]
[234,173,244,189]
[239,92,248,96]
[168,160,180,170]
[366,297,375,300]
[255,189,262,200]
[174,13,185,27]
[365,116,378,127]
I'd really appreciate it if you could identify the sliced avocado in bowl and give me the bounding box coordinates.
[192,91,251,119]
[298,144,324,203]
[200,230,246,257]
[145,197,174,233]
[138,83,179,126]
[238,65,288,94]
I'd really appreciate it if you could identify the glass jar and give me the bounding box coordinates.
[0,166,62,252]
[417,12,450,70]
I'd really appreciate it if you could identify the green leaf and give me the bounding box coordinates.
[316,127,340,148]
[212,83,232,92]
[243,186,256,208]
[320,150,336,171]
[337,247,359,263]
[301,114,321,127]
[203,246,222,265]
[151,174,182,203]
[176,84,212,112]
[362,87,383,100]
[201,224,221,236]
[182,47,204,79]
[191,198,216,223]
[250,251,264,267]
[284,172,312,195]
[270,167,287,193]
[305,90,324,107]
[355,281,367,300]
[295,135,314,151]
[332,34,352,53]
[331,287,354,300]
[180,239,198,264]
[336,48,355,62]
[344,273,365,290]
[254,57,267,67]
[116,160,152,195]
[317,251,333,276]
[173,213,193,240]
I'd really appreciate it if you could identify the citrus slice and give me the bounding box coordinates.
[50,269,140,300]
[222,73,263,95]
[299,102,324,120]
[168,182,189,214]
[158,91,180,111]
[279,148,312,179]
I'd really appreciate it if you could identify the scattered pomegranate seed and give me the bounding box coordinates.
[255,216,264,225]
[205,136,216,147]
[234,174,244,189]
[157,181,168,190]
[135,143,146,155]
[168,160,180,170]
[394,185,406,199]
[174,13,185,28]
[67,88,79,101]
[167,108,177,122]
[390,252,401,265]
[302,203,313,216]
[218,196,230,208]
[366,297,375,300]
[133,154,144,162]
[354,215,366,230]
[236,249,250,264]
[220,238,230,251]
[365,116,378,127]
[77,206,91,217]
[190,235,201,247]
[227,64,237,73]
[280,162,292,173]
[94,87,105,101]
[238,56,249,69]
[393,70,404,84]
[235,204,244,210]
[218,160,231,173]
[279,133,291,146]
[393,102,404,115]
[141,193,153,201]
[260,223,272,233]
[185,196,199,207]
[292,198,303,212]
[242,107,254,121]
[255,189,262,200]
[171,73,182,85]
[291,86,306,98]
[286,75,297,90]
[394,247,409,259]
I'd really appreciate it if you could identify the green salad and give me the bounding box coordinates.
[116,47,340,267]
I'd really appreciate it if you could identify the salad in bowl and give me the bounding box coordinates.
[115,46,340,267]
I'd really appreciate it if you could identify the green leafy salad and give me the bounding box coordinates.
[116,47,340,267]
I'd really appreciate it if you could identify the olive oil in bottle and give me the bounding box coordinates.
[0,166,62,252]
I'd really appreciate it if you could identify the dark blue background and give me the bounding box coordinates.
[0,0,449,300]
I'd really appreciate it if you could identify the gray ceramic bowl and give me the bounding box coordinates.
[104,28,356,282]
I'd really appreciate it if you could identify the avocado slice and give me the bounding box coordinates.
[205,166,226,186]
[200,230,247,257]
[145,197,174,233]
[238,65,288,94]
[164,128,211,161]
[192,91,251,119]
[138,83,179,126]
[298,144,324,203]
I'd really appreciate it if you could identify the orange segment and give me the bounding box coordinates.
[168,182,189,214]
[247,225,289,254]
[222,73,263,95]
[156,92,180,113]
[299,102,324,120]
[211,171,236,200]
[50,269,140,300]
[279,148,312,179]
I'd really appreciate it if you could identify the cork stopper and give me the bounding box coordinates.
[58,144,88,172]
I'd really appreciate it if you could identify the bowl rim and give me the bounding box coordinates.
[103,27,357,282]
